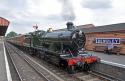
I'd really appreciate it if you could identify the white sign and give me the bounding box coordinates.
[96,38,120,44]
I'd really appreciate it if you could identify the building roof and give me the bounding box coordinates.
[79,23,125,33]
[54,24,95,31]
[0,17,10,36]
[77,24,95,28]
[55,22,125,33]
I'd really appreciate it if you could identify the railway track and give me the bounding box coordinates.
[30,56,111,81]
[6,43,65,81]
[6,42,114,81]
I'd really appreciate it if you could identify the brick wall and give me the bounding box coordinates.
[85,31,125,54]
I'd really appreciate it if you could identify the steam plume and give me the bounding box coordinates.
[60,0,75,21]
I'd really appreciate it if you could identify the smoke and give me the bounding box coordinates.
[60,0,75,21]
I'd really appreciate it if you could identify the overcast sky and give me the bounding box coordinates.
[0,0,125,34]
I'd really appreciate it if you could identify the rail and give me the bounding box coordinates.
[6,44,23,81]
[5,43,57,81]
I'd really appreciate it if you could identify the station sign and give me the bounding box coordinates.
[96,38,120,44]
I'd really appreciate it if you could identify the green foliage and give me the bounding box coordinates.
[6,31,18,38]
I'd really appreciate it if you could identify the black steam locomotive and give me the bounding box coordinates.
[7,22,99,73]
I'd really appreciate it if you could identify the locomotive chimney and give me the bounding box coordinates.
[66,22,74,30]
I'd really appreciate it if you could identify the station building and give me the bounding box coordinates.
[0,17,10,40]
[79,23,125,55]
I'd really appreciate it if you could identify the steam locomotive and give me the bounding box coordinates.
[7,22,100,73]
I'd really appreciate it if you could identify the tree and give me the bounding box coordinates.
[6,31,18,38]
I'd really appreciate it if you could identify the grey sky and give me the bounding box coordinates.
[82,0,112,9]
[0,0,125,34]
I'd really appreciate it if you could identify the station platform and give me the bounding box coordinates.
[0,40,11,81]
[88,51,125,65]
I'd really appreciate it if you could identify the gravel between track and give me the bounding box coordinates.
[6,43,49,81]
